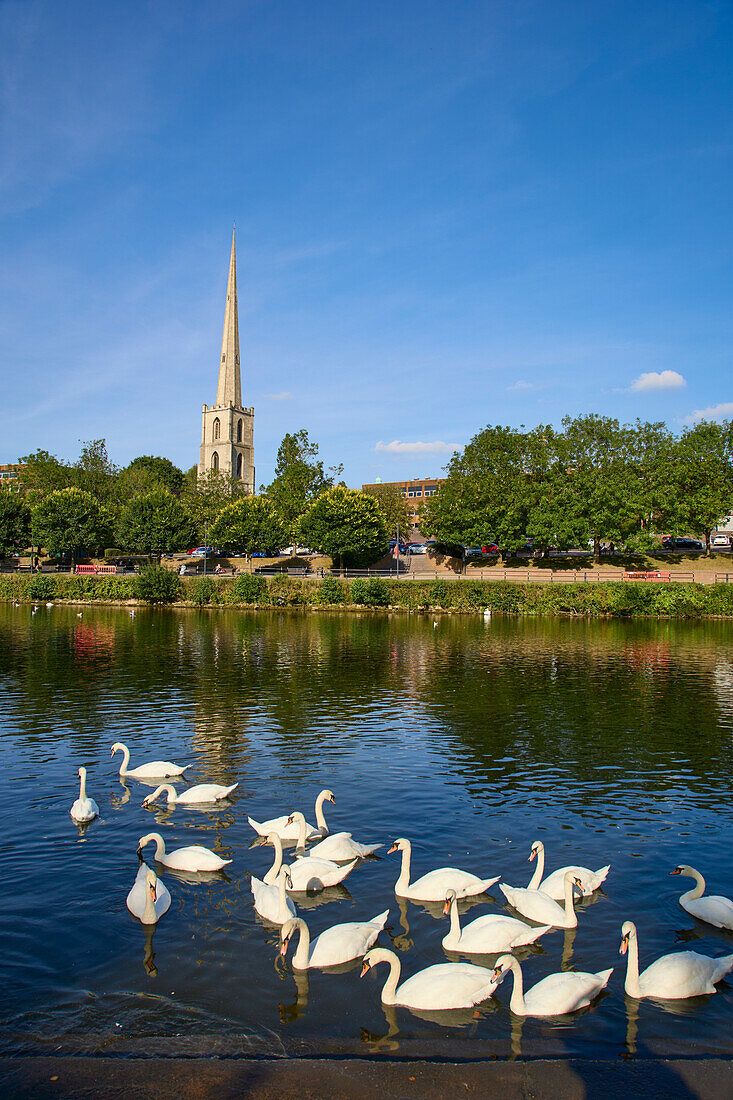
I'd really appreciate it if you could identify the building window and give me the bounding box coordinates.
[424,485,437,496]
[408,487,423,497]
[211,451,219,472]
[237,419,243,442]
[236,453,243,479]
[212,417,221,441]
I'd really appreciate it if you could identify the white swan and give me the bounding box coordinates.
[361,947,499,1010]
[248,789,334,844]
[111,741,189,780]
[390,837,499,901]
[142,781,238,806]
[492,953,613,1016]
[527,840,610,900]
[70,767,99,823]
[280,910,389,969]
[671,865,733,931]
[500,871,583,929]
[289,809,381,861]
[137,831,231,872]
[442,889,551,953]
[126,864,171,925]
[263,827,357,892]
[620,920,733,999]
[251,866,296,924]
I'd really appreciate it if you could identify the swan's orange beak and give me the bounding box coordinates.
[669,868,681,876]
[528,849,536,863]
[492,965,502,981]
[360,961,370,978]
[286,814,294,825]
[620,935,629,956]
[443,900,450,916]
[388,843,398,854]
[330,795,335,804]
[280,939,289,956]
[150,884,157,902]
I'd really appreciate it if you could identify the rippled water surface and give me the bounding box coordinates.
[1,604,732,1060]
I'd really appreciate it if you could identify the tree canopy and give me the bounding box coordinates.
[209,496,287,560]
[362,483,410,539]
[115,489,196,557]
[298,486,388,568]
[0,492,31,558]
[265,429,341,542]
[119,455,184,496]
[32,488,107,558]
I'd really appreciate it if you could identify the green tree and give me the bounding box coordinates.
[119,455,184,497]
[17,449,73,499]
[420,426,528,551]
[181,467,246,539]
[264,430,340,547]
[32,487,107,559]
[666,420,733,551]
[559,414,640,562]
[362,483,410,539]
[115,489,196,557]
[298,486,388,568]
[73,439,118,502]
[0,491,31,557]
[209,495,287,563]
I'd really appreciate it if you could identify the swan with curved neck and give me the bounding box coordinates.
[671,866,733,931]
[137,832,231,872]
[70,766,99,823]
[361,947,499,1010]
[291,808,381,861]
[491,954,612,1016]
[442,889,551,952]
[111,742,189,780]
[500,871,583,928]
[390,837,499,901]
[142,781,238,806]
[527,840,610,900]
[620,920,733,999]
[251,865,296,924]
[126,864,171,925]
[271,813,358,891]
[248,789,334,844]
[280,910,389,970]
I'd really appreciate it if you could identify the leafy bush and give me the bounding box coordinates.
[365,577,390,605]
[189,576,220,605]
[319,575,345,604]
[430,579,451,607]
[228,573,266,604]
[134,565,180,604]
[350,578,369,604]
[28,574,57,600]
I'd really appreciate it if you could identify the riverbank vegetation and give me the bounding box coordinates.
[2,570,733,618]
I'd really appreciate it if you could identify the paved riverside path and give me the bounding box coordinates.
[1,1056,730,1098]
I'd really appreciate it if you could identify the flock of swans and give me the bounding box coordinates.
[69,751,733,1025]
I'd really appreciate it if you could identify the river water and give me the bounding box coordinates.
[1,604,732,1060]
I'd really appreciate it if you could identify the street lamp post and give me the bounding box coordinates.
[396,523,400,578]
[203,520,208,577]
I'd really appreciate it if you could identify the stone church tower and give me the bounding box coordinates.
[198,228,255,491]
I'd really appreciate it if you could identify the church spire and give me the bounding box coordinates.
[215,226,241,407]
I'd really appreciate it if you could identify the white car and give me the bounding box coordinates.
[711,534,732,548]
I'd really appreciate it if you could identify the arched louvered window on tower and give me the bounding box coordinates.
[211,451,219,472]
[236,453,243,479]
[237,419,243,442]
[212,417,221,441]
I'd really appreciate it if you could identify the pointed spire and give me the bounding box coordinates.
[216,226,241,407]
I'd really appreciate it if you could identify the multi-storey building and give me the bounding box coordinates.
[361,477,445,539]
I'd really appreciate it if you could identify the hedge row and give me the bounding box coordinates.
[2,570,733,617]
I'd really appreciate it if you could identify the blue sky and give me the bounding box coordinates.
[1,0,731,487]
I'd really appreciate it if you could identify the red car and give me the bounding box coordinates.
[481,544,500,554]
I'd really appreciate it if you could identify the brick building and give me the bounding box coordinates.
[361,477,445,540]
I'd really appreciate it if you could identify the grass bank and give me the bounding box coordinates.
[2,571,733,617]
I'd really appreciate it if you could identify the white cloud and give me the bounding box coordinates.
[628,370,686,392]
[262,391,293,401]
[683,402,733,425]
[506,380,535,391]
[375,439,458,455]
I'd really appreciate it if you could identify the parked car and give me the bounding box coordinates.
[408,542,427,554]
[661,537,704,551]
[388,539,409,553]
[189,546,216,557]
[711,534,732,548]
[481,544,499,554]
[464,547,483,557]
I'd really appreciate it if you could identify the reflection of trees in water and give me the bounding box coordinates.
[1,605,732,798]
